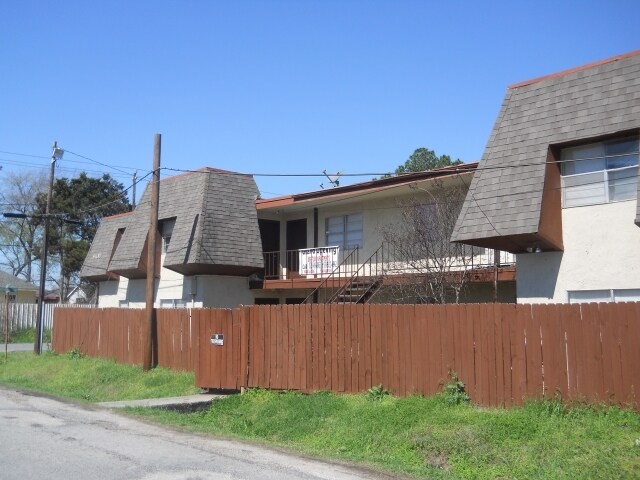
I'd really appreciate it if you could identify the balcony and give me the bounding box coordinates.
[254,245,515,292]
[256,246,360,289]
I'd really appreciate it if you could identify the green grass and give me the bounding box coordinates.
[0,350,199,402]
[1,352,639,478]
[131,389,640,479]
[6,327,51,344]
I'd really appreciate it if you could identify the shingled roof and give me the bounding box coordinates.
[81,168,264,280]
[452,50,640,252]
[0,270,37,291]
[80,212,131,281]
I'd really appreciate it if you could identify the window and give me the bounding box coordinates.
[325,213,363,250]
[159,298,186,308]
[160,219,175,254]
[561,137,638,208]
[568,288,640,304]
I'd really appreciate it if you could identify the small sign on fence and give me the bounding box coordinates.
[210,333,224,346]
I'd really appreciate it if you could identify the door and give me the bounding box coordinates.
[259,219,280,278]
[286,219,307,276]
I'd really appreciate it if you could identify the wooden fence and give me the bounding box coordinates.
[52,302,640,409]
[52,308,197,372]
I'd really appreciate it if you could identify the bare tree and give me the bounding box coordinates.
[0,171,48,282]
[380,181,475,304]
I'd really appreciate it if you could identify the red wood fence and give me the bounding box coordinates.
[52,302,640,409]
[52,308,196,371]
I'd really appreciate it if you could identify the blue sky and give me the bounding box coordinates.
[1,0,638,200]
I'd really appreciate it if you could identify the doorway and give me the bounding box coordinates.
[286,219,307,275]
[259,219,280,279]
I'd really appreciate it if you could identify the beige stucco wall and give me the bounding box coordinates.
[516,200,640,303]
[195,275,254,308]
[15,290,37,303]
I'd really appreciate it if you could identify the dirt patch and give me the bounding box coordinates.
[427,452,451,471]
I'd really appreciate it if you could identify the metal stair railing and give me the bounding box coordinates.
[327,243,389,304]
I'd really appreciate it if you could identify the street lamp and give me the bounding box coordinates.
[34,142,64,354]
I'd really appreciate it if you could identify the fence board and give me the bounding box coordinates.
[539,303,568,400]
[581,303,605,401]
[511,305,528,405]
[423,305,440,396]
[499,304,514,407]
[492,304,505,407]
[525,304,543,400]
[356,304,366,393]
[619,303,640,406]
[369,303,379,389]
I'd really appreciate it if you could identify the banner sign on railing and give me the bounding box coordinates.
[299,246,340,275]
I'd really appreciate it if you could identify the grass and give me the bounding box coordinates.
[5,327,51,344]
[1,352,639,478]
[131,389,640,479]
[0,350,199,402]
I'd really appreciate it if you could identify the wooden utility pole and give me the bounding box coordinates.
[143,134,161,371]
[493,248,499,303]
[132,170,137,209]
[35,141,62,354]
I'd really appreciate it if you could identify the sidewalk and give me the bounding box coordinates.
[5,343,50,353]
[98,393,224,410]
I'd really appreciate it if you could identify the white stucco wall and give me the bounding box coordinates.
[98,273,254,309]
[516,200,640,303]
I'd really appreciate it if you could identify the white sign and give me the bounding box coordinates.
[299,246,340,275]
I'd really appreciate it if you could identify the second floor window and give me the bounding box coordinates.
[561,136,638,208]
[160,219,176,254]
[325,213,363,250]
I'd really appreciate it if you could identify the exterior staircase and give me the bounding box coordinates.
[330,278,382,304]
[304,244,386,304]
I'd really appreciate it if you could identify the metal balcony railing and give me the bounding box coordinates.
[303,243,516,304]
[262,246,360,281]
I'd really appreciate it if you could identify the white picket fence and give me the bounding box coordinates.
[0,303,96,334]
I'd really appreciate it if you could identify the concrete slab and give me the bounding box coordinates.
[98,393,225,410]
[5,343,50,352]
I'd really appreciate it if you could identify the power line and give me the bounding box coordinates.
[161,166,394,177]
[0,150,49,159]
[2,144,637,182]
[0,157,132,181]
[72,170,153,215]
[64,149,137,176]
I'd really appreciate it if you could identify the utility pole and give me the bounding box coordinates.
[144,134,160,371]
[35,141,63,354]
[132,171,137,209]
[493,248,499,303]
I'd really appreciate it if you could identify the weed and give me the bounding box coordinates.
[442,371,470,406]
[366,384,390,402]
[67,347,85,359]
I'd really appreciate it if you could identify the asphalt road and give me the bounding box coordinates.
[0,387,390,480]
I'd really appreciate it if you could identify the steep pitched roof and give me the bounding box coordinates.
[452,50,640,250]
[80,212,131,280]
[83,168,264,279]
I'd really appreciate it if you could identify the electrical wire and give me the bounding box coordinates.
[64,149,137,176]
